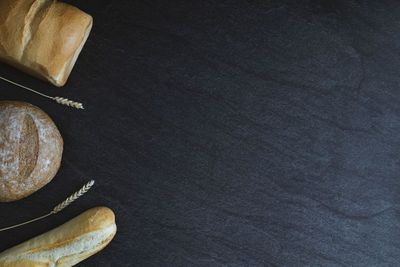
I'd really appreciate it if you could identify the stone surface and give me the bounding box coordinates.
[2,0,400,266]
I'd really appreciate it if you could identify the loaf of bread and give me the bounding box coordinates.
[0,101,63,202]
[0,207,117,266]
[0,0,93,86]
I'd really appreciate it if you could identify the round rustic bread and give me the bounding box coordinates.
[0,101,63,202]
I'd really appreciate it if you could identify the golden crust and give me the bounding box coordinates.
[0,0,92,86]
[0,0,39,59]
[19,207,116,254]
[0,207,117,267]
[33,207,115,251]
[0,259,49,267]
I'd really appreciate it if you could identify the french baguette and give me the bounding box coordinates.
[0,0,93,87]
[0,207,117,266]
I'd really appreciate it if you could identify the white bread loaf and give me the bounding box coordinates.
[0,207,117,266]
[0,0,93,86]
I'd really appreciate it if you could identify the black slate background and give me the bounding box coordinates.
[2,0,400,266]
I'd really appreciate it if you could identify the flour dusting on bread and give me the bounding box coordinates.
[0,101,63,202]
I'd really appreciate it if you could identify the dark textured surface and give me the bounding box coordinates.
[2,0,400,266]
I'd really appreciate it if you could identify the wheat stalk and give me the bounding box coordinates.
[0,76,84,109]
[0,180,95,232]
[54,97,83,109]
[51,180,94,214]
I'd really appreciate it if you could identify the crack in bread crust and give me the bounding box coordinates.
[0,101,63,202]
[21,0,53,59]
[0,207,117,267]
[17,113,39,180]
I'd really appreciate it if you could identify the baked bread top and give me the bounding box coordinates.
[0,101,63,202]
[0,0,93,86]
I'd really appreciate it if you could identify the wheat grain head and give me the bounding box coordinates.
[0,180,95,232]
[52,180,95,214]
[54,97,84,109]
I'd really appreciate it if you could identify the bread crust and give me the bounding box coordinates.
[0,207,117,266]
[0,0,93,86]
[0,101,63,202]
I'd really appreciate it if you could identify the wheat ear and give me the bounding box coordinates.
[0,76,84,109]
[53,97,83,109]
[51,180,94,214]
[0,180,95,232]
